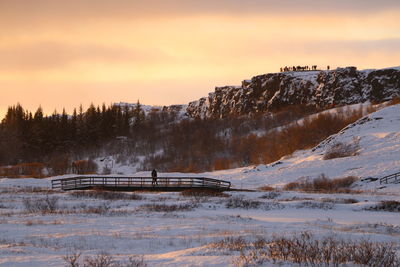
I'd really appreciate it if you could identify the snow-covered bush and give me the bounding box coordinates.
[367,201,400,212]
[323,140,360,160]
[63,251,147,267]
[139,203,196,212]
[69,190,143,200]
[23,196,59,214]
[230,232,399,267]
[226,196,261,209]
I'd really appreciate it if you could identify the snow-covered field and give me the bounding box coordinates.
[1,104,400,266]
[0,179,399,266]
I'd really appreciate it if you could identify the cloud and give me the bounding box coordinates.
[300,39,400,55]
[1,0,399,25]
[0,42,168,70]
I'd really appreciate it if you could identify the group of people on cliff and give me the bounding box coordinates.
[280,65,330,72]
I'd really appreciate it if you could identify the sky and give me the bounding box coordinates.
[1,0,400,120]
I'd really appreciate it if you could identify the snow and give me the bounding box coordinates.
[1,104,400,266]
[203,103,400,191]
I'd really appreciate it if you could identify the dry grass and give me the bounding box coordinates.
[69,190,143,200]
[367,201,400,212]
[23,196,59,214]
[258,186,275,191]
[283,174,359,193]
[209,232,400,267]
[321,198,359,204]
[63,251,147,267]
[389,97,400,106]
[180,188,230,198]
[259,192,281,199]
[139,203,197,212]
[225,196,262,209]
[210,236,249,251]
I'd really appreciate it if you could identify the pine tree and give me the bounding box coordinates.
[132,100,145,127]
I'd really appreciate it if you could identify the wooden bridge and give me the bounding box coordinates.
[380,171,400,185]
[51,176,231,191]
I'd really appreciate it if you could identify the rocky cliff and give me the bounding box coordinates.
[185,67,400,118]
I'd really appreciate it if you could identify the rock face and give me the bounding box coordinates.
[185,67,400,118]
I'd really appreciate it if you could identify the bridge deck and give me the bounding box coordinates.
[51,176,231,191]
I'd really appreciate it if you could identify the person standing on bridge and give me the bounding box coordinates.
[151,169,158,186]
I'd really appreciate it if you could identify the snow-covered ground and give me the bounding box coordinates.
[1,104,400,266]
[204,103,400,192]
[0,179,399,266]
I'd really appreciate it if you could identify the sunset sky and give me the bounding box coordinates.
[1,0,400,119]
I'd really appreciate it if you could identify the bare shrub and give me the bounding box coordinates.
[180,189,229,198]
[260,192,281,199]
[125,256,147,267]
[226,196,261,209]
[323,140,360,160]
[139,203,196,212]
[83,252,114,267]
[180,189,229,204]
[102,167,112,175]
[283,174,358,193]
[331,176,358,189]
[23,196,59,214]
[47,155,70,176]
[367,201,400,212]
[25,220,45,226]
[210,236,249,251]
[389,96,400,106]
[229,232,399,267]
[322,198,359,204]
[258,186,275,191]
[81,203,111,215]
[63,252,81,267]
[69,190,143,201]
[62,253,147,267]
[0,162,45,178]
[72,159,98,174]
[295,201,334,210]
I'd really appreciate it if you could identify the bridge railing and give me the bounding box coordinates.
[380,171,400,185]
[51,176,231,191]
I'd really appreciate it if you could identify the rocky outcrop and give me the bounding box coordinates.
[185,67,400,118]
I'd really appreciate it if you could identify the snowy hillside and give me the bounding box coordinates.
[203,103,400,190]
[106,103,400,191]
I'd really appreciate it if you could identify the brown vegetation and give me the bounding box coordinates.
[69,189,143,200]
[139,203,197,212]
[180,188,229,198]
[210,232,399,267]
[258,186,275,191]
[0,162,45,178]
[63,251,147,267]
[283,174,358,193]
[367,201,400,212]
[72,159,98,174]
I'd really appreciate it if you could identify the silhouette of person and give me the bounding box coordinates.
[151,169,158,186]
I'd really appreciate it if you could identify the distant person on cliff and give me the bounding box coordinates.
[151,169,158,186]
